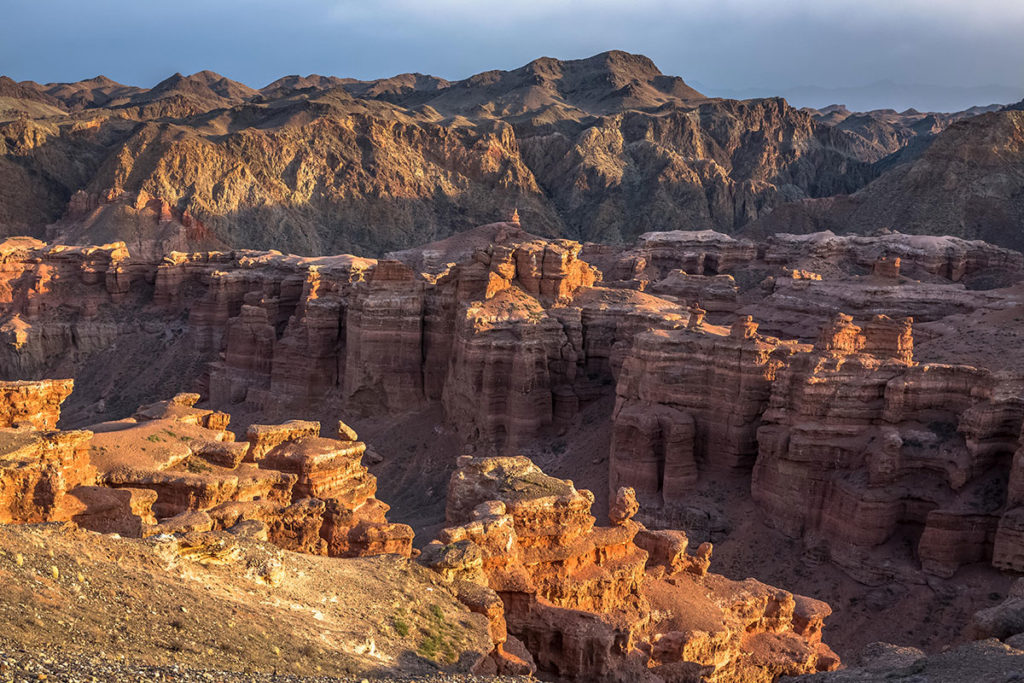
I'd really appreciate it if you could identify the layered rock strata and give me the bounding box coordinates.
[3,228,1024,583]
[0,377,73,429]
[611,316,808,504]
[0,383,412,558]
[422,455,839,681]
[612,307,1024,579]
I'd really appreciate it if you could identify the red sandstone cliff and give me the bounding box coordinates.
[2,226,1024,590]
[423,456,839,681]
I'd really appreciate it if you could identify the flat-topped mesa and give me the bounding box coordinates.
[0,378,74,429]
[425,455,839,681]
[648,271,739,312]
[588,230,759,283]
[611,316,809,504]
[762,231,1024,281]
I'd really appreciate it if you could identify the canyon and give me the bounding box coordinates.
[2,217,1024,678]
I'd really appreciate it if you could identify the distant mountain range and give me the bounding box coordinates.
[1,51,1023,256]
[699,81,1024,114]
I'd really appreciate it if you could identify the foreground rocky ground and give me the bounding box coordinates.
[0,523,493,679]
[0,381,846,680]
[0,648,529,683]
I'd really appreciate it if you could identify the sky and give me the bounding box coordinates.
[2,0,1023,110]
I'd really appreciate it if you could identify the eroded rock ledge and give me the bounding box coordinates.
[423,456,838,681]
[0,381,412,558]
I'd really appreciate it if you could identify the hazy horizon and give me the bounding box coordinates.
[3,0,1023,112]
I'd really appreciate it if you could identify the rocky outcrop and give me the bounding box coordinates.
[0,381,412,559]
[0,428,94,523]
[0,378,73,429]
[423,455,839,681]
[758,231,1024,281]
[88,393,413,558]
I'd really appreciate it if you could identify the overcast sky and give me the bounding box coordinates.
[3,0,1023,109]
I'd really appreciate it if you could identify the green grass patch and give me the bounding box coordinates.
[185,459,211,474]
[417,631,456,662]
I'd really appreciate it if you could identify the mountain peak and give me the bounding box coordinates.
[148,71,256,103]
[592,49,662,77]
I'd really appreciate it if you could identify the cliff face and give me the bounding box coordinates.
[0,377,73,429]
[611,308,1024,580]
[751,315,1023,582]
[2,225,1024,587]
[611,321,807,501]
[0,52,891,256]
[423,455,839,681]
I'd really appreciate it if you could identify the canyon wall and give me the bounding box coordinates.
[2,226,1024,585]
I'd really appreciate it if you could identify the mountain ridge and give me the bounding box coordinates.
[0,50,1017,256]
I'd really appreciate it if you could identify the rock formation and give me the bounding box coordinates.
[0,381,412,558]
[611,321,808,502]
[2,224,1024,653]
[422,455,839,681]
[0,377,73,429]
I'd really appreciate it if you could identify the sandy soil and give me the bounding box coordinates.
[0,523,493,679]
